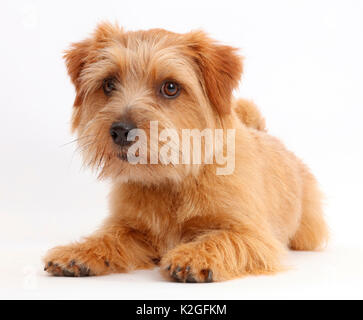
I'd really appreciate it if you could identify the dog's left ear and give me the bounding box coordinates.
[184,31,243,115]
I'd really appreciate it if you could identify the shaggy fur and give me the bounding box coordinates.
[43,23,328,282]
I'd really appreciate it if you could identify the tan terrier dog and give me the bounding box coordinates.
[43,23,328,282]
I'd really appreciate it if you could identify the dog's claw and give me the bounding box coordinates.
[186,273,197,283]
[205,269,213,283]
[171,271,178,281]
[62,269,75,277]
[171,271,181,282]
[171,265,183,282]
[184,266,197,283]
[44,261,52,271]
[79,265,90,277]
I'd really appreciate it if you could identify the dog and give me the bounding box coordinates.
[43,23,328,282]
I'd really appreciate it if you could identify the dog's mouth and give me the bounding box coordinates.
[115,144,141,163]
[116,147,130,162]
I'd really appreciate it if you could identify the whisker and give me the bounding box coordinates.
[59,135,94,148]
[76,141,96,153]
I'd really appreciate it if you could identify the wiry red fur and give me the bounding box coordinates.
[44,23,328,282]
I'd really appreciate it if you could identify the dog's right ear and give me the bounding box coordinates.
[64,23,121,132]
[64,22,121,108]
[64,39,93,107]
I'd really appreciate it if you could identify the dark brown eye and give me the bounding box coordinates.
[102,78,116,96]
[160,81,180,98]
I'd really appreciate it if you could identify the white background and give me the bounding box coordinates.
[0,0,362,299]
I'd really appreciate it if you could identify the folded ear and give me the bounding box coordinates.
[64,39,91,88]
[184,31,243,115]
[64,39,93,107]
[63,22,121,107]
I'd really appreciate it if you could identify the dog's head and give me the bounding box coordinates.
[65,23,242,184]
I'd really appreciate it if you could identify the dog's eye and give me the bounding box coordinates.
[160,81,180,99]
[103,78,116,96]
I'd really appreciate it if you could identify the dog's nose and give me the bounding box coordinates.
[110,121,136,146]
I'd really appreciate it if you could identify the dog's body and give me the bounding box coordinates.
[44,24,328,282]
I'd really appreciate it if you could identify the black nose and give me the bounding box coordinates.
[110,121,136,146]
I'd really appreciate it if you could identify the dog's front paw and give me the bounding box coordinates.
[160,244,216,283]
[43,244,110,277]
